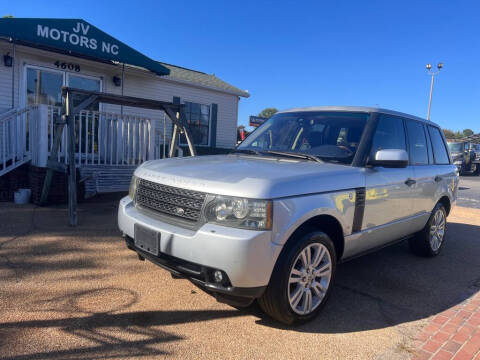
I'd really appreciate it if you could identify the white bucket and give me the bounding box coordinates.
[14,188,32,204]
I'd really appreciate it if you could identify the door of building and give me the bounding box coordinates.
[24,65,102,160]
[25,65,101,108]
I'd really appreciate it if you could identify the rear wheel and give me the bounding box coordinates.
[258,231,336,325]
[409,203,447,257]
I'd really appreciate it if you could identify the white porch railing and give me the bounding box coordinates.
[1,105,155,178]
[0,105,37,177]
[46,106,154,167]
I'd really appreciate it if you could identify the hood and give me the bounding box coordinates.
[134,155,365,199]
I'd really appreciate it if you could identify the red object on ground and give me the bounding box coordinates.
[412,290,480,360]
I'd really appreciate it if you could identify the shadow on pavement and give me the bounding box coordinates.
[0,309,242,360]
[256,221,480,333]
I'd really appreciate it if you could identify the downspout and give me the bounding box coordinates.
[121,63,125,115]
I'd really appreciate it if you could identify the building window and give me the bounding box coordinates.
[180,102,210,146]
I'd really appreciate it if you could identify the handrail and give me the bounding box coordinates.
[0,106,36,177]
[46,106,154,167]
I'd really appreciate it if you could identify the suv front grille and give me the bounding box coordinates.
[135,179,206,222]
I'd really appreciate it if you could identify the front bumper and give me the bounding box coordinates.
[118,196,282,299]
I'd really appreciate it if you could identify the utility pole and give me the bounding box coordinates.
[426,62,443,120]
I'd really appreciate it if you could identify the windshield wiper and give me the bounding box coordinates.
[263,150,323,163]
[231,149,263,155]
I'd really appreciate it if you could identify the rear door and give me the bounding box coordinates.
[427,125,458,205]
[405,120,436,218]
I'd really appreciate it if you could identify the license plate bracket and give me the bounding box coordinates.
[134,224,160,256]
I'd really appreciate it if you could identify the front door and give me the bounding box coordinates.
[361,114,416,251]
[25,65,101,108]
[26,67,63,107]
[24,65,102,159]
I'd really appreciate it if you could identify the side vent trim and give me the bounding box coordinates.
[352,188,366,233]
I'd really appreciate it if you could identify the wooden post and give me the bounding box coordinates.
[40,118,65,205]
[165,106,196,157]
[179,106,196,157]
[66,92,77,226]
[169,124,178,158]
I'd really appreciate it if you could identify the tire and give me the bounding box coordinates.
[258,231,336,325]
[475,164,480,176]
[409,203,447,257]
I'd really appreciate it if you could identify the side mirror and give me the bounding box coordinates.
[370,149,409,168]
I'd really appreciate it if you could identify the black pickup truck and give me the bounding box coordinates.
[448,142,480,175]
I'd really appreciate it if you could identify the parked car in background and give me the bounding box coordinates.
[447,141,479,175]
[119,106,458,324]
[470,143,480,175]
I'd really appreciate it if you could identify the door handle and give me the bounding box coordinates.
[405,178,416,187]
[434,176,443,182]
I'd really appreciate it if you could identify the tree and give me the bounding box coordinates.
[2,15,14,18]
[443,129,455,139]
[454,131,464,139]
[258,107,278,119]
[463,129,474,137]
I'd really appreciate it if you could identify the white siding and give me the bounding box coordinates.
[0,43,240,149]
[0,43,14,112]
[121,68,239,148]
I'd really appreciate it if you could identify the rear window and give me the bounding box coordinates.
[428,126,450,164]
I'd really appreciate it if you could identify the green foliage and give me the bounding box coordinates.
[444,128,476,139]
[443,129,455,139]
[258,107,278,119]
[2,15,14,18]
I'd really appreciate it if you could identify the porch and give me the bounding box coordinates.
[0,104,166,197]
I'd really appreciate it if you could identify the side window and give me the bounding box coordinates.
[406,120,428,165]
[428,126,450,164]
[424,124,434,164]
[370,115,406,159]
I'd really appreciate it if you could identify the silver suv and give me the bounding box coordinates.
[118,106,458,324]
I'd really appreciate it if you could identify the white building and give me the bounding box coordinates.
[0,18,249,201]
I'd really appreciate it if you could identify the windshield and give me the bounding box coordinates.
[237,111,368,164]
[448,143,463,152]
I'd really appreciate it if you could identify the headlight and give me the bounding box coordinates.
[129,175,138,200]
[205,195,272,230]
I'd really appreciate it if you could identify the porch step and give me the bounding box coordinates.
[79,166,137,198]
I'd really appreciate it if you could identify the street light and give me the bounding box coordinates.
[426,62,443,120]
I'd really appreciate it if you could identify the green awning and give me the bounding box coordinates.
[0,18,170,76]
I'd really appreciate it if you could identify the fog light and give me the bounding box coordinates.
[214,270,223,283]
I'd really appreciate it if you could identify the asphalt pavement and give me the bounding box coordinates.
[0,194,479,360]
[457,175,480,209]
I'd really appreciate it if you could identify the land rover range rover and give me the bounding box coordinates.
[118,106,458,324]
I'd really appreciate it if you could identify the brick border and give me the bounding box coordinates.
[412,290,480,360]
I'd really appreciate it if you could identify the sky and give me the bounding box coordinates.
[4,0,480,132]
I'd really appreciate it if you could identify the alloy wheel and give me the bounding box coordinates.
[429,208,446,252]
[287,243,332,315]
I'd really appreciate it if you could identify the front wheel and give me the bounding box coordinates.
[409,203,447,257]
[258,231,336,325]
[474,164,480,176]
